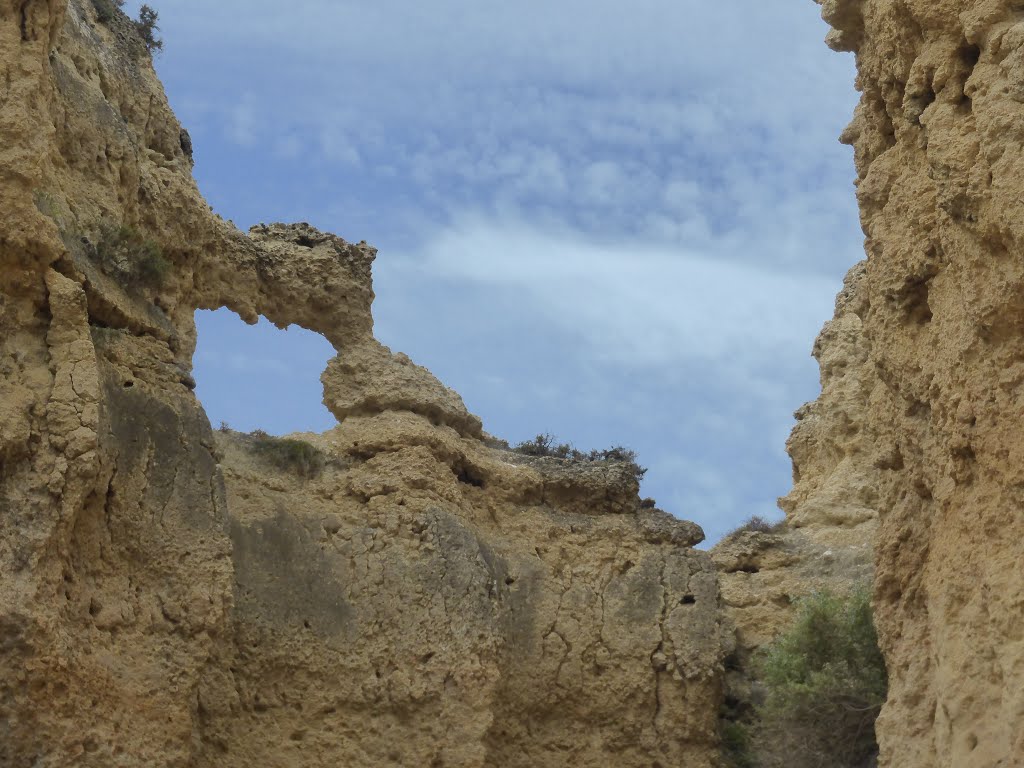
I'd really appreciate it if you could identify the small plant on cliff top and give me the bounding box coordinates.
[513,433,574,459]
[512,433,647,483]
[247,430,326,479]
[727,515,787,538]
[753,587,887,768]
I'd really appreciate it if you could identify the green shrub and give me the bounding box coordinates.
[513,433,574,459]
[134,4,162,53]
[728,515,787,537]
[247,430,325,479]
[721,721,755,768]
[753,588,887,768]
[511,433,647,482]
[91,0,124,23]
[93,224,170,290]
[91,0,162,56]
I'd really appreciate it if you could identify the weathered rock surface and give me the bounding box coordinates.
[204,424,721,767]
[0,1,724,766]
[808,1,1024,765]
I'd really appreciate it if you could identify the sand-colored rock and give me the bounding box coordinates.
[0,2,724,765]
[807,1,1024,765]
[200,421,721,767]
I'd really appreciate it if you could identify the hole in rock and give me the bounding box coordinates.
[960,43,981,70]
[680,595,696,605]
[897,276,934,325]
[193,308,337,435]
[455,465,486,488]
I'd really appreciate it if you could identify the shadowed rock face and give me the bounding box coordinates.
[804,1,1024,765]
[0,2,724,766]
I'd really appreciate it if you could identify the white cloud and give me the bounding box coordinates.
[662,179,701,211]
[151,0,860,273]
[319,129,362,167]
[273,133,304,160]
[410,217,839,371]
[226,93,259,147]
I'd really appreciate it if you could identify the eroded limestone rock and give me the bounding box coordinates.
[0,1,725,765]
[202,420,722,767]
[806,1,1024,765]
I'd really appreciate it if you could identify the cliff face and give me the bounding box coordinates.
[0,2,724,766]
[803,1,1024,765]
[202,424,719,767]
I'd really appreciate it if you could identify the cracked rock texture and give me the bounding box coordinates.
[808,0,1024,765]
[0,1,724,765]
[204,425,720,767]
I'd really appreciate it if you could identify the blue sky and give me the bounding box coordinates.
[136,1,861,544]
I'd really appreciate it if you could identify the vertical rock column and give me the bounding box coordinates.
[810,1,1024,765]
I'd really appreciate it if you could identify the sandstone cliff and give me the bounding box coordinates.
[0,2,725,765]
[800,0,1024,765]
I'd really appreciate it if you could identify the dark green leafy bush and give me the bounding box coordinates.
[135,4,162,53]
[721,721,755,768]
[91,0,124,23]
[511,433,647,483]
[247,430,326,479]
[753,588,887,768]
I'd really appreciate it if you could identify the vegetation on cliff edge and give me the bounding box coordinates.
[725,587,887,768]
[726,515,788,538]
[242,429,327,479]
[512,433,647,483]
[91,0,163,54]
